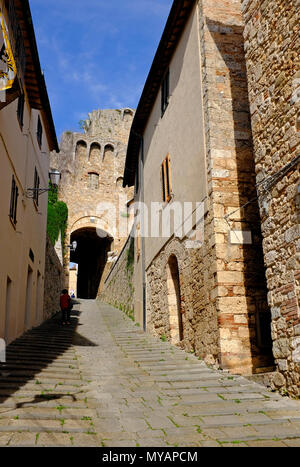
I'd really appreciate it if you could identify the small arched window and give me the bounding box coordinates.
[88,172,99,190]
[89,142,101,163]
[103,144,114,161]
[75,140,88,161]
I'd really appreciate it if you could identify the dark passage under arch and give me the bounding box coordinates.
[70,227,113,299]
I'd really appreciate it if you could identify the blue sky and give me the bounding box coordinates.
[30,0,173,141]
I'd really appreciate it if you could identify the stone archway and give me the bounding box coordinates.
[167,255,184,344]
[70,227,113,299]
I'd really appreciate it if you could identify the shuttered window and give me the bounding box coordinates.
[37,115,43,147]
[9,175,19,225]
[161,69,170,117]
[33,168,40,206]
[161,154,172,203]
[17,93,25,128]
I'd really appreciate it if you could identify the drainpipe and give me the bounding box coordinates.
[139,136,147,332]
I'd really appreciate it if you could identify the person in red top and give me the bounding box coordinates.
[60,289,72,325]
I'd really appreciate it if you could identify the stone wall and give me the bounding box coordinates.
[43,235,65,320]
[144,0,275,375]
[50,109,134,296]
[242,0,300,396]
[198,0,274,373]
[146,219,220,365]
[100,235,134,319]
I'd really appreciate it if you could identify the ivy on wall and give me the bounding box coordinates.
[126,236,134,277]
[47,184,68,248]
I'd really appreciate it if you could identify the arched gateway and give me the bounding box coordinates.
[70,227,113,299]
[50,108,135,298]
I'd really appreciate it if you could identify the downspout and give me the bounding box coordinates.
[139,136,147,332]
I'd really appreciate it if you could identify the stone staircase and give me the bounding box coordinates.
[0,314,102,447]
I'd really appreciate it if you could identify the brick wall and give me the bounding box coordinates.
[242,0,300,396]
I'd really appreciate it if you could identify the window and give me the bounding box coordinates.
[88,172,99,190]
[17,93,25,128]
[9,175,19,225]
[33,168,40,206]
[37,115,43,147]
[161,69,170,116]
[161,154,172,203]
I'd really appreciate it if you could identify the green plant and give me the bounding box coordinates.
[78,119,88,131]
[47,188,68,248]
[160,335,167,342]
[126,237,134,277]
[56,405,66,414]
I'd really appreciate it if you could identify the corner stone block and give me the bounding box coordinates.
[217,296,249,314]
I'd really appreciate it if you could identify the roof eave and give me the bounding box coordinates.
[123,0,196,187]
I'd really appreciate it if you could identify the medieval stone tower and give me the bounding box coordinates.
[50,108,135,299]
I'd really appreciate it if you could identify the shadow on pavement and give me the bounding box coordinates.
[0,304,98,406]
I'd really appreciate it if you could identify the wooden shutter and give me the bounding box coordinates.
[165,154,171,202]
[17,94,25,128]
[161,162,166,202]
[9,175,15,219]
[9,175,18,224]
[161,154,172,203]
[13,186,19,224]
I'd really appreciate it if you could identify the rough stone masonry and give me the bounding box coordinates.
[50,109,134,296]
[242,0,300,397]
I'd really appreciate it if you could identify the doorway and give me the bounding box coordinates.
[24,266,33,330]
[167,255,184,344]
[4,277,12,343]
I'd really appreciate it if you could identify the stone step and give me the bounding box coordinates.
[0,388,85,398]
[0,382,84,392]
[0,418,95,433]
[5,350,75,360]
[0,407,95,421]
[0,369,81,380]
[216,432,300,445]
[146,369,222,377]
[7,345,74,355]
[0,397,96,409]
[3,359,78,369]
[0,364,80,375]
[0,374,83,385]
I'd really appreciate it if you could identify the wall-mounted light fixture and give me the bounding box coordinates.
[26,170,61,199]
[67,241,78,252]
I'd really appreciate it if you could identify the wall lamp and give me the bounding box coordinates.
[26,170,61,198]
[67,241,78,252]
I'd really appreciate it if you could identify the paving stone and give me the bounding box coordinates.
[7,433,37,447]
[3,299,300,448]
[283,439,300,447]
[37,433,74,447]
[0,433,12,446]
[247,439,288,447]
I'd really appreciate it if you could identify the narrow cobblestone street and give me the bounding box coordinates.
[1,300,300,447]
